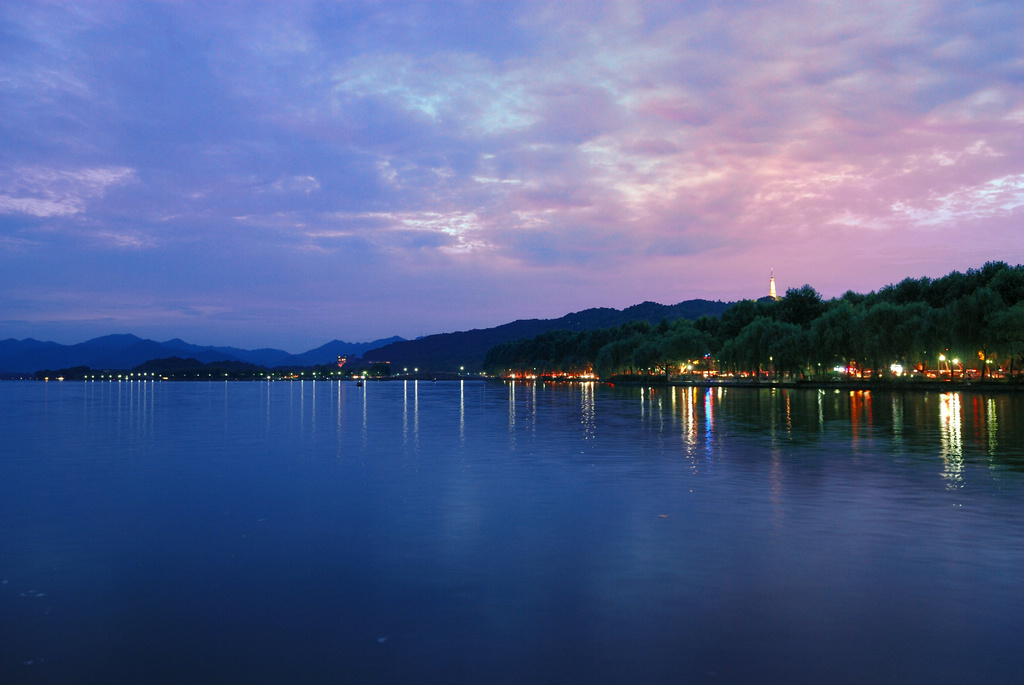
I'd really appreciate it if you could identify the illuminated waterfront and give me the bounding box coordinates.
[2,381,1023,683]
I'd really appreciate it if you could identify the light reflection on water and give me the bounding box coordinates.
[2,380,1023,684]
[507,380,516,451]
[940,392,964,487]
[988,397,998,455]
[580,381,595,444]
[459,380,465,449]
[703,388,713,462]
[63,380,1024,479]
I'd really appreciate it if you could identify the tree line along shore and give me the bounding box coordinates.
[16,262,1024,386]
[484,262,1024,384]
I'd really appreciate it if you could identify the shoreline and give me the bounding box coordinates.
[6,374,1023,393]
[606,377,1024,393]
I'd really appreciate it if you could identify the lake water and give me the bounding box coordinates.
[2,380,1023,684]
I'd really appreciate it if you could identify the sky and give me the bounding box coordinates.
[2,1,1023,352]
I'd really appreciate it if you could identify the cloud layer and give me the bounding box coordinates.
[1,1,1022,349]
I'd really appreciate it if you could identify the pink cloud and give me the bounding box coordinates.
[3,0,1023,348]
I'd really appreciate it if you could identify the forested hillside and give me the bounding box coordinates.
[360,299,730,371]
[484,262,1024,381]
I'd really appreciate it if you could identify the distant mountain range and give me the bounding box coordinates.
[362,299,731,371]
[0,334,403,374]
[1,299,731,374]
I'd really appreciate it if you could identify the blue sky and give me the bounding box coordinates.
[2,1,1023,351]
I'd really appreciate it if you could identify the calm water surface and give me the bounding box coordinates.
[2,380,1023,684]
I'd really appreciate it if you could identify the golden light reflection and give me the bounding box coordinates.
[986,397,997,456]
[784,390,792,436]
[849,390,872,444]
[939,392,964,488]
[681,386,697,450]
[508,381,516,451]
[581,381,596,443]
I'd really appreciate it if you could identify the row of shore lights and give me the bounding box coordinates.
[63,365,478,381]
[79,367,452,380]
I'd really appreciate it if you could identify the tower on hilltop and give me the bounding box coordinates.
[769,270,780,300]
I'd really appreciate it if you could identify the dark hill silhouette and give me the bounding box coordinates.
[284,337,405,366]
[0,335,405,373]
[361,299,731,372]
[1,301,729,374]
[158,339,295,367]
[0,335,257,372]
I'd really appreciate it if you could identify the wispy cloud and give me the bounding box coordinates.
[0,166,136,217]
